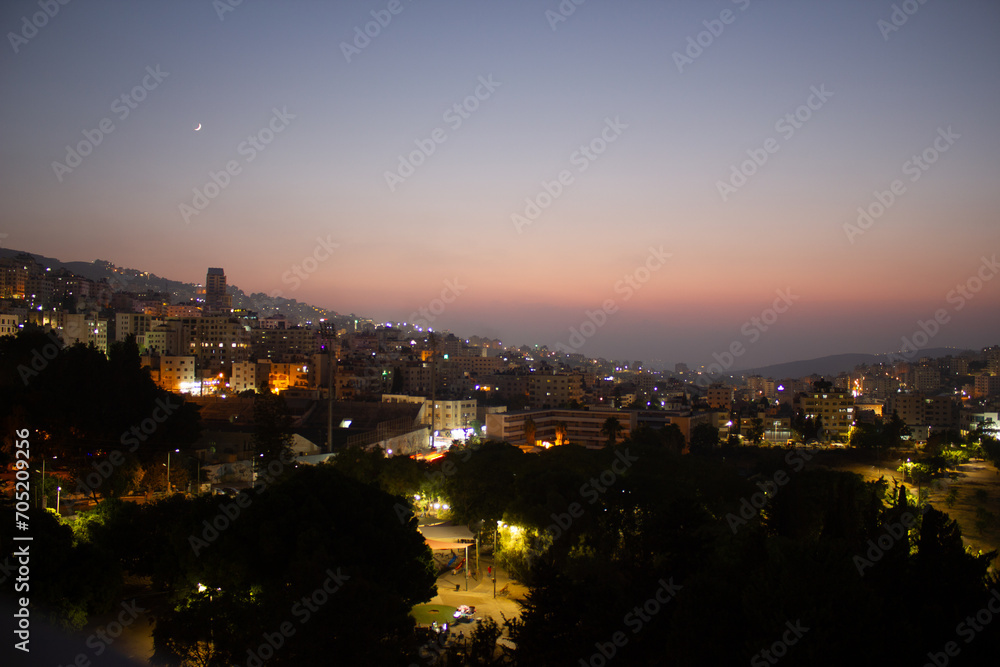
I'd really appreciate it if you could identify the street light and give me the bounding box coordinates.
[166,449,179,494]
[56,486,61,514]
[192,455,201,494]
[494,520,502,599]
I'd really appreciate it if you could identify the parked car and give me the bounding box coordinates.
[453,605,476,623]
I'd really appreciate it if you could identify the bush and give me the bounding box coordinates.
[974,507,995,535]
[941,448,971,467]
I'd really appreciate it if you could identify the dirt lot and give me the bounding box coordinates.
[818,452,1000,566]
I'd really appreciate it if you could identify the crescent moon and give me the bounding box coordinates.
[194,123,202,131]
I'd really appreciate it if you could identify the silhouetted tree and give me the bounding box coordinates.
[600,416,623,447]
[689,423,719,453]
[524,417,537,447]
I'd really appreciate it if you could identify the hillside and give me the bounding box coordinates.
[0,248,353,327]
[738,348,973,378]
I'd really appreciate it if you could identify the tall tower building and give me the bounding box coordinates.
[205,267,232,313]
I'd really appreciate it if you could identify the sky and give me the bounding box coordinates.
[2,0,999,370]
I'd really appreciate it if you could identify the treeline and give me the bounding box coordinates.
[1,464,438,665]
[330,438,1000,665]
[0,327,203,501]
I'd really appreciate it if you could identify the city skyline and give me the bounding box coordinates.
[3,0,999,369]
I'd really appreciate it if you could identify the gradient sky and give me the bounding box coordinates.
[2,0,998,369]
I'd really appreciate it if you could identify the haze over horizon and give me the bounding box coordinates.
[3,0,999,369]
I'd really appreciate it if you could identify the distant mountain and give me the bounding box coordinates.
[738,348,972,378]
[0,248,351,327]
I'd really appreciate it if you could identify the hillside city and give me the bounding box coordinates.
[2,253,998,465]
[2,251,1000,666]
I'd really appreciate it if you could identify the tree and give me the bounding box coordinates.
[0,505,122,631]
[883,410,911,449]
[443,442,525,528]
[627,424,661,449]
[523,417,537,447]
[554,420,568,446]
[689,423,719,453]
[981,435,1000,472]
[97,454,146,499]
[468,419,483,443]
[662,423,686,454]
[600,417,622,447]
[792,409,821,442]
[747,417,765,445]
[150,465,437,665]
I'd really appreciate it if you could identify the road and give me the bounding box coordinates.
[423,553,524,634]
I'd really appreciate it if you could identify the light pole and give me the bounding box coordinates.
[166,449,179,494]
[253,452,263,485]
[56,486,61,514]
[184,454,202,495]
[494,521,500,599]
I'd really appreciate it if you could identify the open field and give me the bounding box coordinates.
[815,450,1000,565]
